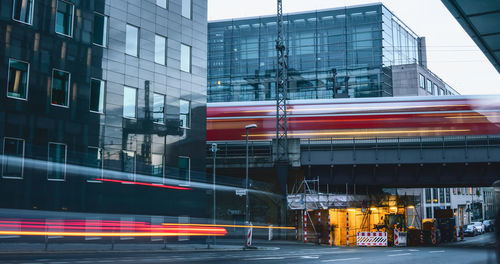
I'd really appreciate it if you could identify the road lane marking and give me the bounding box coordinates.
[409,249,420,252]
[301,256,319,259]
[245,257,286,260]
[387,249,404,252]
[388,253,412,257]
[321,258,361,262]
[429,250,445,253]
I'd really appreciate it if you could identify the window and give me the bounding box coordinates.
[180,44,191,72]
[179,99,190,128]
[426,79,432,94]
[419,74,425,89]
[155,35,166,65]
[433,84,438,96]
[439,188,444,203]
[55,0,74,37]
[432,188,438,203]
[87,147,103,180]
[12,0,34,24]
[151,153,163,179]
[93,12,108,47]
[7,59,29,100]
[153,93,165,123]
[156,0,167,9]
[51,69,70,107]
[121,150,135,181]
[90,79,105,113]
[426,207,432,218]
[439,88,445,96]
[181,0,191,19]
[125,24,139,57]
[425,188,431,204]
[48,143,66,181]
[2,138,24,179]
[446,188,451,203]
[123,86,137,118]
[178,156,190,182]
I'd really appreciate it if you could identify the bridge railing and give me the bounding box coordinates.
[300,135,500,151]
[207,135,500,166]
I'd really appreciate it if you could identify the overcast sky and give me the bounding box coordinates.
[208,0,500,95]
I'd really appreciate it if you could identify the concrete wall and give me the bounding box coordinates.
[392,63,458,97]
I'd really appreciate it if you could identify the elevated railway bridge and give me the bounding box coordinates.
[207,95,500,187]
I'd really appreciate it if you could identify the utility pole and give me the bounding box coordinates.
[276,0,289,238]
[211,143,218,246]
[275,0,288,164]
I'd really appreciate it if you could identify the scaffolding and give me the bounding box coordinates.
[287,180,422,245]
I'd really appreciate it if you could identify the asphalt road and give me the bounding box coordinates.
[0,233,496,264]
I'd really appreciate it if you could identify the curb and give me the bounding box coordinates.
[0,246,279,255]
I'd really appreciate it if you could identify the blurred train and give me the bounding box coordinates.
[207,95,500,141]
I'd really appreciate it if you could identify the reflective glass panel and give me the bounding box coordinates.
[179,99,190,128]
[2,138,24,179]
[7,59,29,99]
[180,44,191,72]
[178,156,190,182]
[123,86,136,118]
[87,147,102,179]
[182,0,191,19]
[155,35,166,65]
[90,79,104,113]
[126,24,139,56]
[12,0,33,24]
[51,69,70,106]
[151,154,163,178]
[93,13,108,47]
[55,0,73,36]
[153,93,165,123]
[122,151,135,181]
[48,143,66,180]
[156,0,167,9]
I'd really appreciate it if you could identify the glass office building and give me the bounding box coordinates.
[0,0,208,217]
[208,3,421,102]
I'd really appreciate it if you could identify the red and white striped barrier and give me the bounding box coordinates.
[356,232,388,246]
[431,229,437,245]
[303,211,307,243]
[394,228,399,246]
[328,213,332,246]
[318,211,321,244]
[246,223,253,247]
[346,212,349,246]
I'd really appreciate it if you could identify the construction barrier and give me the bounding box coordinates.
[346,213,349,246]
[394,228,399,246]
[356,232,388,247]
[431,229,437,245]
[317,211,321,244]
[303,211,307,243]
[453,226,457,242]
[246,223,253,247]
[395,232,407,247]
[328,213,332,246]
[459,225,464,241]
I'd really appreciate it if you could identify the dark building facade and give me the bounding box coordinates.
[208,3,426,102]
[0,0,208,218]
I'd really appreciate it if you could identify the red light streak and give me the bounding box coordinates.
[94,178,192,190]
[0,219,227,237]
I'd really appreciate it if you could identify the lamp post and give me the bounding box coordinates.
[245,124,257,244]
[210,143,218,245]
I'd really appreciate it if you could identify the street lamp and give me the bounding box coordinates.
[210,143,218,246]
[245,124,257,228]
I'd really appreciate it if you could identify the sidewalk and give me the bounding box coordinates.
[0,241,283,255]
